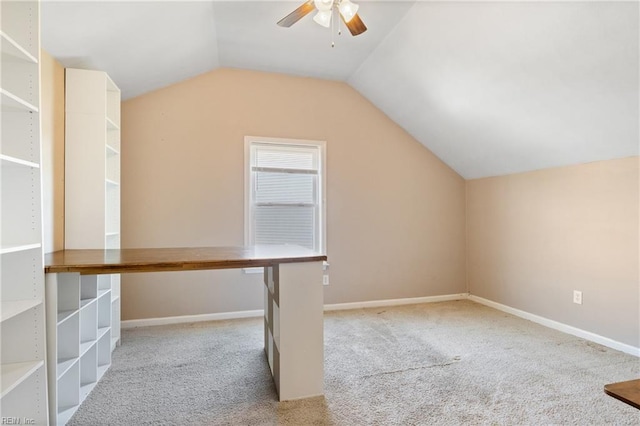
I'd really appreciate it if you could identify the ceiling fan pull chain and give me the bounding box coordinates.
[331,5,335,47]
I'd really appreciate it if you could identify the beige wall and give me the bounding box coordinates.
[40,60,637,348]
[121,68,467,320]
[40,50,65,253]
[467,157,640,347]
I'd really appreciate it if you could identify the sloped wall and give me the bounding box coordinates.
[120,68,466,320]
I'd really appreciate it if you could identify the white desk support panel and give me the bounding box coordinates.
[264,262,324,400]
[44,245,326,423]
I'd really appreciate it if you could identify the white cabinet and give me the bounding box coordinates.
[0,1,48,423]
[45,68,121,425]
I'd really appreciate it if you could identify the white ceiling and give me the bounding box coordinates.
[41,1,639,179]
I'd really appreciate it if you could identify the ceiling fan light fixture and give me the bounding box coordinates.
[338,0,359,23]
[313,10,332,28]
[314,0,333,12]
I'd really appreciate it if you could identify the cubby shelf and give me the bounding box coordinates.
[58,406,77,426]
[80,298,97,309]
[56,358,78,381]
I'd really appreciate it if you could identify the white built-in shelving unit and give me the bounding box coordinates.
[45,68,121,425]
[64,67,121,351]
[0,0,48,423]
[45,273,114,425]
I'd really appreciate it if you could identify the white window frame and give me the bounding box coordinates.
[244,136,327,256]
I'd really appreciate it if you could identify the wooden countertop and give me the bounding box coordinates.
[45,246,327,275]
[604,379,640,410]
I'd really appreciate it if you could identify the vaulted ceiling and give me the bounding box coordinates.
[41,1,639,179]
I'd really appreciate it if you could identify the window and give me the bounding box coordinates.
[245,136,326,254]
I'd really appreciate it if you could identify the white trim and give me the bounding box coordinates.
[121,293,640,358]
[121,309,264,329]
[243,136,327,254]
[121,294,468,328]
[468,295,640,357]
[324,294,469,311]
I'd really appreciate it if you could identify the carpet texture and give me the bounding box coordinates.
[69,300,640,425]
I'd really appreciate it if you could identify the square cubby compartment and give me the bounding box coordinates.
[80,343,97,401]
[80,298,98,347]
[97,329,112,379]
[80,275,98,304]
[57,360,80,420]
[56,311,79,379]
[98,289,112,329]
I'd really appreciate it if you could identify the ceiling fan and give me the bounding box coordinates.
[277,0,367,36]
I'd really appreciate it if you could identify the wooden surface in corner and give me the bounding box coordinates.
[604,379,640,410]
[45,246,327,275]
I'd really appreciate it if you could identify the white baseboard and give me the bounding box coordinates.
[468,295,640,357]
[122,293,469,328]
[121,309,264,329]
[323,293,469,311]
[121,293,640,358]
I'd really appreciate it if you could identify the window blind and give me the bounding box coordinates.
[250,143,320,251]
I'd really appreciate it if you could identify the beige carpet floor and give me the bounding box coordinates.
[69,300,640,425]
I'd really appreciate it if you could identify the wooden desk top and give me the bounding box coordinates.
[45,246,327,275]
[604,379,640,410]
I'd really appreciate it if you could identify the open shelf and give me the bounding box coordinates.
[0,243,41,255]
[0,360,43,398]
[58,405,78,426]
[97,364,109,381]
[80,298,97,309]
[0,87,38,112]
[57,359,80,424]
[106,144,119,155]
[56,357,78,381]
[80,382,97,401]
[1,154,39,169]
[79,340,96,358]
[0,31,38,64]
[2,108,40,164]
[1,300,41,322]
[105,117,119,130]
[106,129,120,152]
[2,163,43,249]
[1,361,47,424]
[57,310,76,325]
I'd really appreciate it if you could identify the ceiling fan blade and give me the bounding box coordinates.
[342,13,367,36]
[277,1,316,28]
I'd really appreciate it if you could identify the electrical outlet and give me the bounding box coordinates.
[323,275,329,286]
[573,290,582,305]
